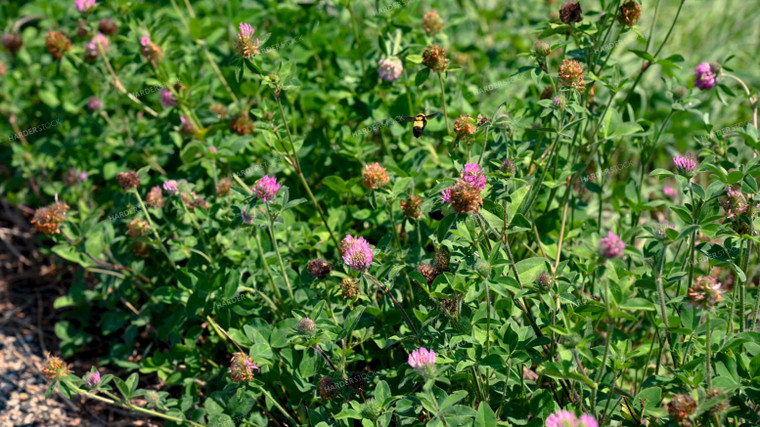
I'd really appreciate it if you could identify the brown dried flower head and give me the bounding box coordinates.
[687,276,724,310]
[0,61,6,76]
[133,240,150,257]
[440,296,458,316]
[307,258,333,279]
[422,45,448,73]
[319,377,337,400]
[230,113,255,135]
[146,185,165,208]
[31,202,70,235]
[417,264,440,287]
[216,178,232,196]
[210,102,229,120]
[559,59,585,91]
[362,163,390,190]
[76,20,89,38]
[340,277,359,299]
[229,352,259,383]
[117,171,140,190]
[127,218,151,238]
[666,394,697,424]
[540,86,554,100]
[500,158,517,176]
[559,1,583,25]
[706,389,728,414]
[434,246,451,272]
[422,10,444,34]
[347,372,365,393]
[454,115,477,141]
[42,355,70,381]
[46,31,71,60]
[401,195,423,219]
[181,191,208,211]
[2,33,23,54]
[98,19,118,36]
[448,179,483,214]
[617,1,642,26]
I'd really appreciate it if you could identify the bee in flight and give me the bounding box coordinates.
[399,112,441,138]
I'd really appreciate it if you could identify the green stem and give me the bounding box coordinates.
[591,279,614,415]
[438,72,451,134]
[429,388,452,427]
[66,382,203,426]
[265,203,295,304]
[257,385,300,426]
[387,199,401,250]
[233,174,283,301]
[620,0,684,108]
[132,189,176,270]
[365,274,419,336]
[682,183,697,298]
[239,286,278,312]
[723,74,758,130]
[655,248,679,368]
[347,3,365,78]
[751,283,760,332]
[705,312,712,389]
[275,97,341,250]
[403,68,414,114]
[740,240,750,332]
[484,278,491,354]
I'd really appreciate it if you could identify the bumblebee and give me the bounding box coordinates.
[399,112,440,138]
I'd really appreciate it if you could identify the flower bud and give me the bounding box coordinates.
[297,317,316,335]
[553,96,567,110]
[500,158,516,176]
[361,398,381,420]
[534,40,551,57]
[535,272,553,291]
[474,259,491,277]
[672,86,688,100]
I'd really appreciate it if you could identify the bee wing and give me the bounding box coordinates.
[425,113,441,119]
[398,116,416,122]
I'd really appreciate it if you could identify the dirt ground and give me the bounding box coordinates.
[0,198,161,427]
